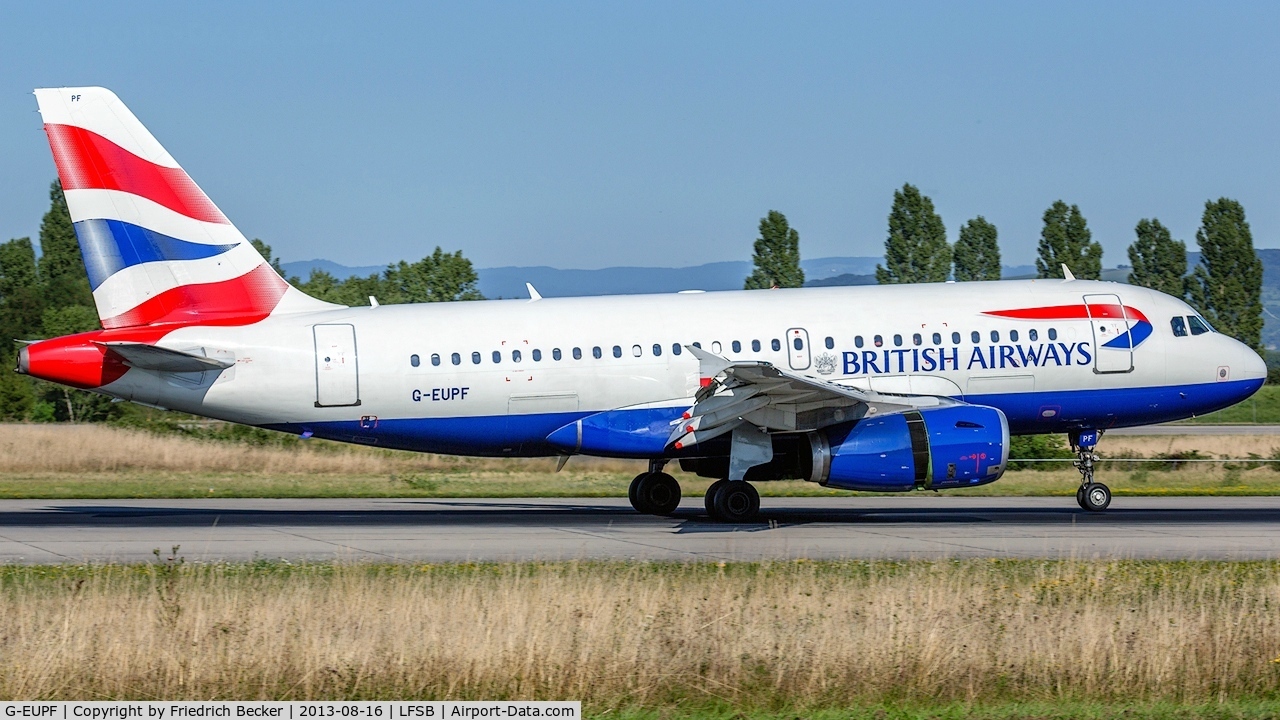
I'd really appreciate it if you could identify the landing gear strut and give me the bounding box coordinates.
[1070,428,1111,512]
[704,479,760,523]
[628,460,682,516]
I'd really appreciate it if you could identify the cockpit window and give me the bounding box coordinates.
[1170,316,1188,337]
[1188,315,1212,335]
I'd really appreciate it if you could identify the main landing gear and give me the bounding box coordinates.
[628,461,682,516]
[1070,428,1111,512]
[704,479,760,523]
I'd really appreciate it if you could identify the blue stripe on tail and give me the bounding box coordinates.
[72,218,238,289]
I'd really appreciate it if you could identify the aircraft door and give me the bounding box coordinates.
[1083,294,1133,374]
[787,328,811,371]
[313,324,361,407]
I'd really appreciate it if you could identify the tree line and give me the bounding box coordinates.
[745,183,1265,353]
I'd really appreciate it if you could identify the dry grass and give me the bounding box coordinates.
[1,560,1279,705]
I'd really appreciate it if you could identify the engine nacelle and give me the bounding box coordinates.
[813,405,1009,492]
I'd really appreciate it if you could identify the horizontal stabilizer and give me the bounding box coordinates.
[97,342,234,372]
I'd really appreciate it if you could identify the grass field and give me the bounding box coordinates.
[5,423,1280,498]
[1,559,1278,715]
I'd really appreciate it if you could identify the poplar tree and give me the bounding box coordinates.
[1036,201,1102,279]
[37,180,93,310]
[952,216,1001,281]
[1126,218,1186,297]
[0,237,45,343]
[744,210,804,289]
[876,184,949,284]
[1186,198,1263,352]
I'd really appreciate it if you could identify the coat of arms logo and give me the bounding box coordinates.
[814,352,837,375]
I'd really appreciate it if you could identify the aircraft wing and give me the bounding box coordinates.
[669,344,952,449]
[97,342,235,373]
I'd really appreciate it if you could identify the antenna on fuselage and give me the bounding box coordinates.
[526,283,543,301]
[1060,264,1076,281]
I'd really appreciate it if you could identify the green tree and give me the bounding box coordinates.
[249,238,287,277]
[1186,198,1264,352]
[1035,201,1102,279]
[876,184,950,284]
[952,216,1001,282]
[0,366,34,420]
[42,305,100,338]
[1126,218,1187,297]
[37,180,93,310]
[0,237,45,343]
[382,247,484,303]
[744,210,804,289]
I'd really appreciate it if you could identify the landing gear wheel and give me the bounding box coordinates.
[1076,485,1087,510]
[704,479,729,518]
[634,472,682,515]
[1081,482,1111,512]
[711,481,760,523]
[628,472,653,514]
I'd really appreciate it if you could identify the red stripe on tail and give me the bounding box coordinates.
[44,124,228,225]
[100,263,288,329]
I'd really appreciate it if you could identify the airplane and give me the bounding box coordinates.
[15,87,1267,522]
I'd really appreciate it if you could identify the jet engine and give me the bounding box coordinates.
[680,404,1008,492]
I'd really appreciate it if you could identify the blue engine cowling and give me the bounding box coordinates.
[813,405,1009,492]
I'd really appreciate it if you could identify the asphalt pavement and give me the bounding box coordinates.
[1,496,1278,563]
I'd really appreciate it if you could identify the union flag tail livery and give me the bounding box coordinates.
[33,87,331,328]
[16,87,1270,520]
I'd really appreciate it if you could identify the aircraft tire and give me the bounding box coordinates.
[637,472,682,515]
[1076,485,1087,509]
[712,480,760,523]
[628,473,654,514]
[1081,482,1111,512]
[704,479,730,518]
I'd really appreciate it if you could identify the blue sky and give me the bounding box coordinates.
[1,2,1277,270]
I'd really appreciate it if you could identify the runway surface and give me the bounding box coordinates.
[2,496,1280,563]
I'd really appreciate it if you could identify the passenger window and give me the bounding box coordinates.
[1048,328,1058,341]
[512,350,522,363]
[451,353,460,365]
[712,341,722,353]
[874,335,883,347]
[893,334,903,347]
[672,344,682,355]
[1171,317,1188,337]
[732,340,742,353]
[492,351,501,364]
[593,346,602,359]
[1010,330,1019,342]
[532,349,542,361]
[553,348,562,361]
[855,336,864,348]
[1028,329,1038,341]
[612,345,622,358]
[912,333,921,346]
[472,352,481,365]
[653,344,662,356]
[990,330,1000,342]
[771,339,780,351]
[574,347,583,360]
[431,354,440,366]
[932,333,941,345]
[752,339,761,352]
[1188,315,1211,336]
[793,337,804,350]
[825,336,834,350]
[951,332,960,344]
[410,354,420,367]
[693,342,702,349]
[632,344,642,357]
[971,331,980,344]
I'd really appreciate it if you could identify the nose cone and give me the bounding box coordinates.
[1239,345,1268,381]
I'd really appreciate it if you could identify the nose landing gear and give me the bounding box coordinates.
[1071,428,1111,512]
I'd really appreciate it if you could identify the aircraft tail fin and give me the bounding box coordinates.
[32,87,336,329]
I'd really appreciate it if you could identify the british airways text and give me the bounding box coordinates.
[842,342,1093,375]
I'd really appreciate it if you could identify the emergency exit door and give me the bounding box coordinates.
[787,328,811,371]
[1083,294,1133,374]
[314,324,361,407]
